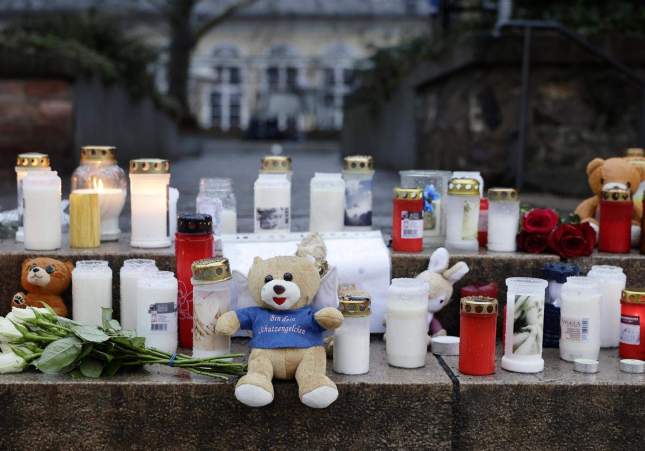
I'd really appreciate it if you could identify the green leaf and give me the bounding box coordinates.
[108,319,122,331]
[40,302,59,317]
[78,343,94,361]
[71,325,110,343]
[104,360,123,377]
[101,308,113,329]
[79,358,104,378]
[69,368,84,379]
[35,336,83,374]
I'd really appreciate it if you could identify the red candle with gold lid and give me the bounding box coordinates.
[620,288,645,360]
[459,296,498,376]
[599,188,632,253]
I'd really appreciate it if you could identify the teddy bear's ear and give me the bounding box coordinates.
[21,259,32,272]
[586,158,605,176]
[64,261,74,275]
[252,256,263,265]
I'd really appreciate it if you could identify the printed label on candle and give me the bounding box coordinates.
[256,207,289,230]
[512,295,544,356]
[147,301,177,333]
[194,293,228,351]
[344,179,373,226]
[401,211,424,239]
[620,314,640,345]
[461,199,478,240]
[423,184,441,235]
[561,317,590,343]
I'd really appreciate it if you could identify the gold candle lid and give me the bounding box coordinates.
[192,257,232,282]
[261,155,292,173]
[448,177,480,196]
[601,188,631,202]
[460,296,498,315]
[81,146,117,163]
[621,289,645,305]
[16,152,50,168]
[129,158,170,174]
[488,187,518,202]
[343,155,374,172]
[338,292,371,317]
[394,187,423,200]
[625,148,644,158]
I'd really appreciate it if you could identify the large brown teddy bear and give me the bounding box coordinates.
[216,255,343,408]
[575,157,644,244]
[11,257,72,317]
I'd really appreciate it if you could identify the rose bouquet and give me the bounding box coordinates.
[0,305,246,379]
[517,208,596,258]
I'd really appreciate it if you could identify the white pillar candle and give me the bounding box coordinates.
[487,188,520,252]
[333,294,371,375]
[310,173,345,232]
[445,177,480,252]
[386,278,430,368]
[119,259,158,331]
[137,271,178,353]
[587,265,626,348]
[23,171,62,251]
[72,261,113,325]
[15,152,50,242]
[559,276,601,362]
[502,277,548,373]
[343,155,375,229]
[129,159,171,248]
[254,173,291,233]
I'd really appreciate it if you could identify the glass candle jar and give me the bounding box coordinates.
[587,265,627,348]
[119,259,158,331]
[391,187,424,253]
[399,170,451,245]
[343,155,375,229]
[71,146,127,242]
[192,257,232,358]
[254,171,291,234]
[15,152,50,242]
[23,171,62,251]
[502,277,548,373]
[452,171,484,196]
[309,173,345,232]
[385,278,430,368]
[477,198,489,248]
[137,271,178,353]
[129,159,171,248]
[542,263,579,348]
[196,177,237,235]
[487,188,520,252]
[176,214,214,349]
[445,177,481,252]
[620,288,645,360]
[72,260,112,325]
[559,276,601,362]
[599,188,633,253]
[459,296,498,376]
[333,292,371,375]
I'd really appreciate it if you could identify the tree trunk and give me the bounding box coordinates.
[166,0,196,116]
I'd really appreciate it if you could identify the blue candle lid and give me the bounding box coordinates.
[543,262,580,284]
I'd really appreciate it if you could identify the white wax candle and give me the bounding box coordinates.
[23,171,62,251]
[487,200,520,252]
[586,266,624,348]
[254,173,291,233]
[559,276,601,362]
[192,279,231,358]
[130,172,171,248]
[310,173,345,233]
[221,209,237,234]
[72,261,112,325]
[445,194,480,252]
[119,259,158,331]
[15,159,50,242]
[333,315,370,374]
[137,271,178,353]
[343,172,374,229]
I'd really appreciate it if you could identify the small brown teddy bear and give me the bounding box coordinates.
[216,255,343,408]
[575,157,644,244]
[12,257,73,317]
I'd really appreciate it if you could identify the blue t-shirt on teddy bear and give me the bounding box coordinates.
[236,306,325,349]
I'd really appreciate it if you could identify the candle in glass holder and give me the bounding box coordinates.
[23,171,62,251]
[445,177,480,252]
[119,259,158,331]
[620,288,645,360]
[559,276,601,362]
[15,152,50,242]
[487,188,520,252]
[343,155,375,229]
[72,260,112,325]
[137,271,178,353]
[587,265,626,348]
[129,159,171,248]
[309,173,345,232]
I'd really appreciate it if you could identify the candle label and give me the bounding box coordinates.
[147,301,178,333]
[511,295,544,355]
[620,314,640,345]
[194,292,229,351]
[423,184,441,236]
[344,179,373,226]
[561,316,590,343]
[401,211,424,239]
[256,207,289,230]
[462,199,478,240]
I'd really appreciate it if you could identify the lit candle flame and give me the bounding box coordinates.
[91,177,104,192]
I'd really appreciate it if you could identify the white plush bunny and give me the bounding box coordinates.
[415,248,469,337]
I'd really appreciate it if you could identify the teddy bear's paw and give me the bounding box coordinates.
[301,386,338,409]
[235,384,274,407]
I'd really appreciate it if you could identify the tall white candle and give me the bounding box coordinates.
[445,177,480,252]
[129,159,171,248]
[15,152,50,242]
[386,278,429,368]
[137,271,178,353]
[23,171,62,251]
[310,173,345,232]
[559,276,601,362]
[487,188,520,252]
[254,173,291,233]
[119,259,158,331]
[333,294,371,375]
[72,261,113,325]
[343,155,374,229]
[587,265,626,348]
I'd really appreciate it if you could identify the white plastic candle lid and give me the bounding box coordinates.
[389,278,430,297]
[431,336,460,356]
[573,358,599,374]
[619,359,645,374]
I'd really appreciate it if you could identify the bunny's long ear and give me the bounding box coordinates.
[231,270,256,309]
[313,266,339,309]
[443,261,469,284]
[428,247,450,273]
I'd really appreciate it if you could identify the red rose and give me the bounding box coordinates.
[522,208,560,234]
[517,232,549,254]
[548,223,596,259]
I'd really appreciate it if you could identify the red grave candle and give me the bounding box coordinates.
[599,188,633,253]
[176,213,214,349]
[391,187,424,253]
[459,296,498,376]
[620,289,645,360]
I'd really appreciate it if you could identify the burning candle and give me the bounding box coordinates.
[15,152,50,242]
[129,159,171,248]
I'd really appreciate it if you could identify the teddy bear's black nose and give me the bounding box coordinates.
[32,268,40,273]
[273,285,286,295]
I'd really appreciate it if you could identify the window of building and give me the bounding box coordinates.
[208,44,244,131]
